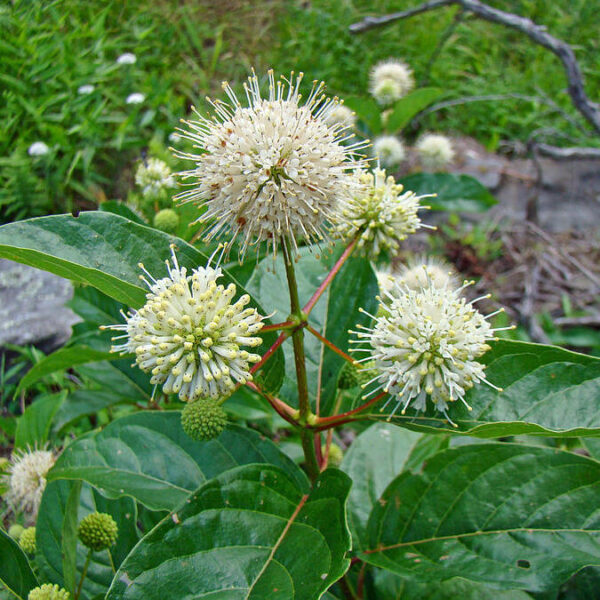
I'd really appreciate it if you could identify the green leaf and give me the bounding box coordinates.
[0,529,38,600]
[15,392,66,449]
[16,347,116,395]
[372,570,533,599]
[77,360,153,402]
[106,466,351,600]
[36,480,139,600]
[343,96,382,134]
[0,212,283,395]
[361,443,600,592]
[385,88,444,133]
[341,424,447,550]
[52,390,134,435]
[371,340,600,437]
[48,412,307,511]
[99,201,146,225]
[399,173,497,212]
[320,255,378,415]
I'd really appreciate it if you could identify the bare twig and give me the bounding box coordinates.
[350,0,600,134]
[554,315,600,327]
[533,143,600,160]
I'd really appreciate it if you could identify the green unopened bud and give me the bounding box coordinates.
[28,583,71,600]
[356,360,377,386]
[0,457,8,472]
[153,208,180,233]
[77,512,118,551]
[338,362,359,389]
[19,527,36,554]
[8,524,25,541]
[181,398,227,441]
[327,443,344,467]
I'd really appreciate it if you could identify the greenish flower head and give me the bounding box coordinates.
[28,583,71,600]
[8,523,25,541]
[181,398,227,441]
[19,527,36,553]
[338,361,376,390]
[77,512,118,551]
[153,208,180,234]
[327,443,344,467]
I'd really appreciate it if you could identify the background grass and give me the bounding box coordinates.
[1,0,598,222]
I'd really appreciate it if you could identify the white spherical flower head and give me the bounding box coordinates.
[338,168,433,258]
[28,142,49,157]
[3,448,56,517]
[351,281,503,425]
[417,134,455,170]
[126,93,145,105]
[372,136,405,167]
[106,246,265,402]
[376,267,397,296]
[398,256,458,292]
[174,69,369,260]
[77,84,95,95]
[116,52,136,65]
[369,59,414,105]
[135,158,175,198]
[325,104,356,128]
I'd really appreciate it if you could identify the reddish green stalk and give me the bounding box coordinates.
[302,235,359,315]
[281,237,320,482]
[249,330,289,375]
[261,320,297,332]
[245,381,297,426]
[315,391,387,430]
[306,324,356,365]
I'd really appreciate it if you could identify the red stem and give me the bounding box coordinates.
[261,320,296,332]
[306,324,356,365]
[245,381,298,426]
[302,236,359,315]
[315,391,387,429]
[250,331,288,375]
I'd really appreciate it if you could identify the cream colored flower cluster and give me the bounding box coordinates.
[135,158,175,198]
[351,277,501,424]
[338,168,433,259]
[108,247,264,402]
[369,59,414,105]
[175,70,368,259]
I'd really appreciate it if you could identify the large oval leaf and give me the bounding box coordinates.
[341,424,447,550]
[0,529,38,600]
[365,340,600,438]
[399,173,496,212]
[48,412,307,511]
[385,88,444,133]
[106,466,351,600]
[361,443,600,592]
[36,479,139,600]
[0,211,284,395]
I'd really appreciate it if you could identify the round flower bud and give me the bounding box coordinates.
[338,362,360,389]
[19,527,36,554]
[369,59,414,105]
[181,398,227,441]
[416,134,455,170]
[28,584,71,600]
[77,512,118,551]
[372,136,406,168]
[135,158,175,199]
[153,208,180,234]
[327,444,344,467]
[8,524,25,541]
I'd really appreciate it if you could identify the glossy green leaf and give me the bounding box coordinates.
[0,212,283,395]
[52,390,135,435]
[361,443,600,592]
[386,88,444,133]
[16,347,116,395]
[99,201,146,225]
[341,424,447,550]
[77,360,153,402]
[372,570,533,599]
[106,466,351,600]
[15,392,66,449]
[343,96,382,134]
[399,173,497,212]
[367,340,600,437]
[36,480,139,600]
[48,412,307,510]
[320,255,378,415]
[0,529,38,600]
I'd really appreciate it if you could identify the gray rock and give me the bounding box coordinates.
[0,260,79,352]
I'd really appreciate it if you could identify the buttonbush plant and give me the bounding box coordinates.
[1,69,600,600]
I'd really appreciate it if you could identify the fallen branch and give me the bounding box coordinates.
[350,0,600,134]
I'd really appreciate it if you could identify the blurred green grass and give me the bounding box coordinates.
[1,0,598,222]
